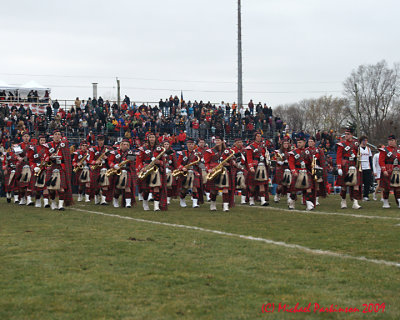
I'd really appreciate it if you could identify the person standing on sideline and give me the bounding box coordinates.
[359,136,373,201]
[372,144,383,201]
[336,127,362,209]
[378,135,400,209]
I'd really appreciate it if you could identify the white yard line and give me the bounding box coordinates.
[71,207,400,268]
[239,204,400,221]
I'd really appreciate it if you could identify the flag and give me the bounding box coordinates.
[30,104,46,115]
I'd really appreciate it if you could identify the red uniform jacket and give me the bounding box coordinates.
[135,144,164,171]
[336,139,359,169]
[177,149,201,170]
[108,148,135,170]
[72,149,90,168]
[379,146,400,173]
[204,147,233,171]
[89,145,110,169]
[289,147,312,173]
[28,144,49,170]
[245,141,269,170]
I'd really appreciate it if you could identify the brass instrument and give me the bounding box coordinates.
[265,149,271,166]
[206,149,235,182]
[275,151,284,161]
[91,149,108,170]
[106,159,130,177]
[137,147,166,180]
[34,160,50,177]
[73,152,89,173]
[172,155,200,177]
[356,145,362,172]
[311,154,323,181]
[311,155,317,181]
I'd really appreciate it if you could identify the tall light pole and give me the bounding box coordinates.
[238,0,243,110]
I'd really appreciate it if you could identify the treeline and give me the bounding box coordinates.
[273,60,399,144]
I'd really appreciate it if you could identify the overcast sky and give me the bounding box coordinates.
[1,0,399,107]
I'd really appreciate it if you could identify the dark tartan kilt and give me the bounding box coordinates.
[73,169,88,186]
[4,170,18,192]
[204,179,213,191]
[290,170,313,193]
[316,181,327,197]
[116,170,135,190]
[209,170,235,192]
[380,165,397,190]
[336,161,362,187]
[168,175,178,188]
[15,164,32,188]
[272,166,288,184]
[45,166,68,190]
[137,171,165,193]
[137,176,149,193]
[32,171,47,191]
[90,168,101,190]
[177,171,201,189]
[246,171,269,187]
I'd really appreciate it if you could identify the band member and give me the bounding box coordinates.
[176,138,203,208]
[204,136,235,211]
[372,144,384,201]
[29,135,50,207]
[2,142,20,203]
[336,128,362,209]
[16,132,34,205]
[45,130,73,210]
[378,135,400,208]
[358,136,373,201]
[307,137,327,205]
[107,139,136,208]
[163,139,178,205]
[136,132,168,211]
[272,138,291,203]
[245,131,270,206]
[197,138,210,201]
[231,138,247,204]
[72,141,91,202]
[89,135,110,205]
[288,136,315,210]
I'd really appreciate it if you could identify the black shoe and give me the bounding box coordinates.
[59,207,65,211]
[7,198,11,203]
[262,202,269,206]
[44,204,50,208]
[28,202,34,206]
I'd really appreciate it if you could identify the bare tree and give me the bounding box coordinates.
[343,60,400,142]
[274,103,308,132]
[275,96,348,135]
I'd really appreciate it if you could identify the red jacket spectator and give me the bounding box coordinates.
[192,120,199,129]
[178,131,186,143]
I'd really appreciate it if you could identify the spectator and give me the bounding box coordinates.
[248,99,254,115]
[52,99,60,114]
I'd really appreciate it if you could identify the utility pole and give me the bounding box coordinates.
[238,0,243,111]
[116,77,121,106]
[92,83,98,99]
[354,83,361,138]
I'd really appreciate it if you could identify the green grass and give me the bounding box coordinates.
[0,195,399,319]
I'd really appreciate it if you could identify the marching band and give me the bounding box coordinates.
[1,128,398,211]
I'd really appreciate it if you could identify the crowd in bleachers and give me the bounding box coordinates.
[0,94,287,150]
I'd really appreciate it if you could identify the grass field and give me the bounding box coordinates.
[1,195,399,319]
